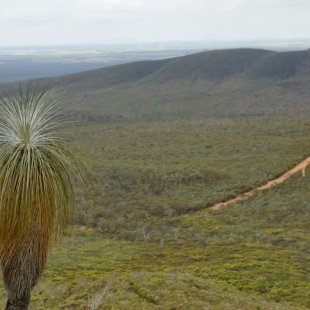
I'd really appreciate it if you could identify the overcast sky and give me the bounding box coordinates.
[0,0,309,46]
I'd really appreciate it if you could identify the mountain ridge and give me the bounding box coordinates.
[53,48,310,89]
[14,47,310,122]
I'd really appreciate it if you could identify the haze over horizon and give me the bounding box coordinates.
[1,0,310,47]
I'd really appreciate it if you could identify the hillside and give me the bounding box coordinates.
[42,47,310,122]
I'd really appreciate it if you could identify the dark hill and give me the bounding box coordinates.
[55,58,171,90]
[29,48,310,121]
[142,48,275,82]
[246,49,310,79]
[54,48,310,89]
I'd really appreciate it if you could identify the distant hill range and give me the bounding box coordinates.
[18,48,310,121]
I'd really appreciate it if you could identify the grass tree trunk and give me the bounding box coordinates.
[4,291,31,310]
[3,256,34,310]
[2,228,49,310]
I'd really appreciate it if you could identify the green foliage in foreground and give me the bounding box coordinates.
[0,228,304,310]
[0,114,309,309]
[15,170,310,309]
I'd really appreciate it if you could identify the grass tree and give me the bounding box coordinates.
[0,84,85,310]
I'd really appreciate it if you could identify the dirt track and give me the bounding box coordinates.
[209,155,310,211]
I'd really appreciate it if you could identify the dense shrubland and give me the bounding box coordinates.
[72,116,310,238]
[1,171,310,308]
[0,113,309,309]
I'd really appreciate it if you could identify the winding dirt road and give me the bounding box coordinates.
[209,155,310,211]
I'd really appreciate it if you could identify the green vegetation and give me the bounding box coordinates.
[0,114,305,309]
[71,116,310,237]
[1,48,310,308]
[2,168,310,309]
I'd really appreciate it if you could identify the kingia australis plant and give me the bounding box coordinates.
[0,84,86,310]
